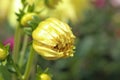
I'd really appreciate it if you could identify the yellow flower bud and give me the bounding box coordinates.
[0,48,8,60]
[40,73,51,80]
[32,18,75,60]
[21,13,37,27]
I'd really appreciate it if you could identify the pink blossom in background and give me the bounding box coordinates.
[110,0,120,7]
[3,37,14,51]
[92,0,106,8]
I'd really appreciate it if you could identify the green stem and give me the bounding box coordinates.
[12,25,22,80]
[13,25,21,63]
[22,46,35,80]
[18,34,29,68]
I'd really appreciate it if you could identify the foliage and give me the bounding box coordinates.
[1,0,120,80]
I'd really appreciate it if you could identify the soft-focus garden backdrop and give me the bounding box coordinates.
[1,0,120,80]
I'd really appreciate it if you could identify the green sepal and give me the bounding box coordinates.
[36,66,51,80]
[27,15,41,30]
[15,9,25,22]
[27,4,35,12]
[36,65,43,80]
[23,27,33,36]
[36,65,43,74]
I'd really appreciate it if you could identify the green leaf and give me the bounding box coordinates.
[6,55,16,73]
